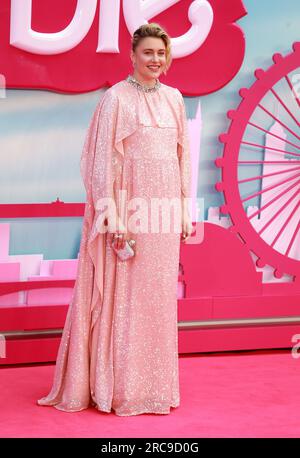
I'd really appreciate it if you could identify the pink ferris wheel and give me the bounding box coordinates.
[215,42,300,280]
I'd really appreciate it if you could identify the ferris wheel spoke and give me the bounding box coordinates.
[269,199,300,248]
[240,140,300,158]
[241,170,300,203]
[258,103,300,142]
[248,121,300,151]
[238,165,300,184]
[270,87,300,128]
[285,74,300,109]
[238,160,300,164]
[257,187,300,235]
[247,178,300,220]
[285,220,300,256]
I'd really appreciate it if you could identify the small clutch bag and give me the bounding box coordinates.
[112,238,136,261]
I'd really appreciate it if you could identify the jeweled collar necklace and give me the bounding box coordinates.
[126,74,161,93]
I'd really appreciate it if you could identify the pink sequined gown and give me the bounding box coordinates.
[37,77,192,416]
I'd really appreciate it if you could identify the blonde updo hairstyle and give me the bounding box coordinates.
[131,23,172,76]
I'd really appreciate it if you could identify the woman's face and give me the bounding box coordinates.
[131,37,167,83]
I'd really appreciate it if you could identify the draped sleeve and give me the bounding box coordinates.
[80,88,124,232]
[79,87,127,331]
[35,85,139,409]
[176,89,192,200]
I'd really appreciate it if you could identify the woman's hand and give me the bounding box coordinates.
[181,210,193,242]
[110,217,130,250]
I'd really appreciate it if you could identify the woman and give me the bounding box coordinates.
[37,23,193,416]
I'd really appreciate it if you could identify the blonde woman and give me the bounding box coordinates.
[37,23,193,416]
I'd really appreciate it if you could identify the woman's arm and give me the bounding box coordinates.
[176,90,193,241]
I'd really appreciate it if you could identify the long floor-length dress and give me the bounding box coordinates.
[37,75,192,416]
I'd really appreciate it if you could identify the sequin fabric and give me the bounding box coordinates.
[37,77,192,416]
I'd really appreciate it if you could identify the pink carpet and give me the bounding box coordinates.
[1,349,300,438]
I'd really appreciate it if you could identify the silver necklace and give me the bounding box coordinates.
[126,74,161,93]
